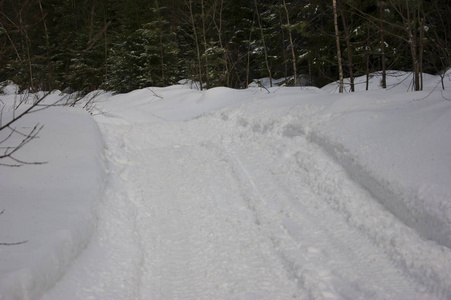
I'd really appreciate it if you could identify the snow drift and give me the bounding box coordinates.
[0,90,106,299]
[1,71,451,299]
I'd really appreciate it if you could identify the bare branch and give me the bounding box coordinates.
[253,79,270,94]
[0,92,50,132]
[0,91,58,166]
[147,88,163,99]
[0,123,46,167]
[0,210,28,245]
[0,240,28,246]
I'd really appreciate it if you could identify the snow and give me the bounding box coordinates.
[0,90,106,299]
[1,71,451,299]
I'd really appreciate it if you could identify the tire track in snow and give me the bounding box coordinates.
[123,123,303,299]
[44,104,451,299]
[223,146,339,298]
[276,120,451,298]
[213,107,451,299]
[222,142,425,299]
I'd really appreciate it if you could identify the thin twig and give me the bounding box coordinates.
[411,80,442,102]
[0,92,50,132]
[254,80,270,94]
[441,90,451,101]
[0,124,47,166]
[147,88,163,99]
[0,240,28,246]
[0,210,28,245]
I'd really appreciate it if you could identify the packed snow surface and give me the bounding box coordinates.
[1,71,451,299]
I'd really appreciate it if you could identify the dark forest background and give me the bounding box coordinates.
[0,0,450,93]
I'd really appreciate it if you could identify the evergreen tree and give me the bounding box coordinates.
[107,1,179,92]
[0,0,449,92]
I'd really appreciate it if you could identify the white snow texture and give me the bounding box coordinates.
[1,71,451,299]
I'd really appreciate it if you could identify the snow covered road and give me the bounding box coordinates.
[43,85,451,299]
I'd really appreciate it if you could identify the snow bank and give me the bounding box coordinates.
[96,75,451,249]
[90,79,451,298]
[1,70,450,298]
[99,76,451,249]
[321,70,444,93]
[0,91,106,299]
[305,90,451,248]
[314,72,451,247]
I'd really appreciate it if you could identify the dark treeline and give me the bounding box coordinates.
[0,0,450,93]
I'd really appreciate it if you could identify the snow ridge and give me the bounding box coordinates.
[2,78,451,299]
[309,130,451,249]
[217,105,451,298]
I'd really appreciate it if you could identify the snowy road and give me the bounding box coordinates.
[42,88,451,300]
[33,82,451,299]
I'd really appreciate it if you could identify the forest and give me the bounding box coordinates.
[0,0,450,93]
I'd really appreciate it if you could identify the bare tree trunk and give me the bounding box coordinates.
[17,10,34,91]
[431,0,450,90]
[212,0,230,87]
[379,0,387,88]
[104,9,108,82]
[246,15,255,88]
[396,0,420,91]
[38,0,52,90]
[278,9,289,80]
[158,11,165,84]
[187,0,203,90]
[409,29,420,91]
[333,0,344,93]
[418,1,424,90]
[254,0,272,87]
[366,26,370,91]
[282,0,297,86]
[201,0,209,88]
[339,2,354,92]
[409,0,420,91]
[350,0,424,91]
